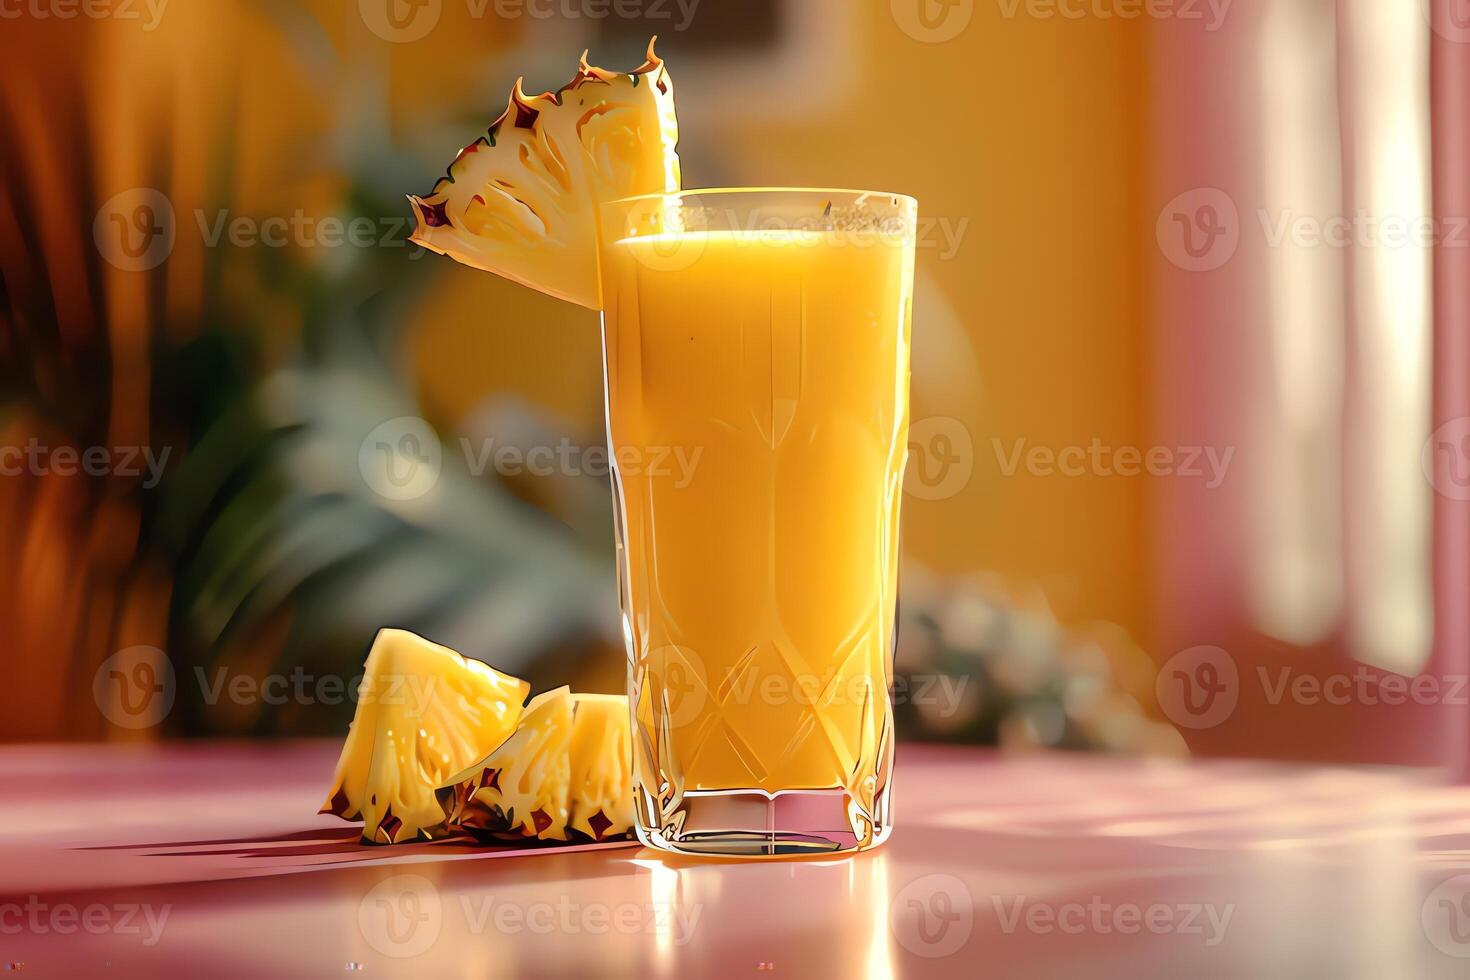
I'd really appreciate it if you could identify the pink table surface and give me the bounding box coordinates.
[4,741,1470,977]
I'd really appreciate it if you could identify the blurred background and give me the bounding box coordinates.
[1,0,1466,767]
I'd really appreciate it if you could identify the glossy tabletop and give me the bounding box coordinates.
[4,742,1470,977]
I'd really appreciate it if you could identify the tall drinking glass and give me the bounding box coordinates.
[599,189,916,857]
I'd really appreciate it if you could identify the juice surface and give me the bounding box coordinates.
[602,228,912,802]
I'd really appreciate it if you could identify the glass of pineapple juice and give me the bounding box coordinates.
[598,188,917,857]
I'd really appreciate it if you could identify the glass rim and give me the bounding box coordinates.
[607,186,918,210]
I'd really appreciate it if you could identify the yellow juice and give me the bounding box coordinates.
[600,201,914,854]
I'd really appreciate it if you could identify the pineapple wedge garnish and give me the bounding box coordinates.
[444,690,636,843]
[445,686,574,841]
[408,39,680,309]
[320,629,528,844]
[566,693,635,841]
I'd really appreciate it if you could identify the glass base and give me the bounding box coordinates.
[635,788,890,858]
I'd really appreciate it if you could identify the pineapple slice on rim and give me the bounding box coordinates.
[320,628,529,844]
[408,39,680,309]
[567,693,635,841]
[445,686,574,841]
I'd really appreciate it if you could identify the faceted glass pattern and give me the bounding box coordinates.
[599,189,916,857]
